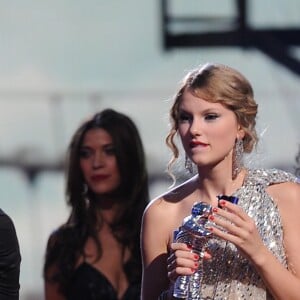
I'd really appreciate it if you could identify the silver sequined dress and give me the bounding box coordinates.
[199,168,299,300]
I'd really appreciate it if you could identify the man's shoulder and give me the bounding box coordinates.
[0,209,16,232]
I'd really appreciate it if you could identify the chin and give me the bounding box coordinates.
[98,190,116,196]
[90,186,115,195]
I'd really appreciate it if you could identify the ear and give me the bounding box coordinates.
[236,125,245,140]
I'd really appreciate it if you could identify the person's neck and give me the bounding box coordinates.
[92,195,122,225]
[196,167,246,205]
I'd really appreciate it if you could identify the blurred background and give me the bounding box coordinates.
[0,1,299,299]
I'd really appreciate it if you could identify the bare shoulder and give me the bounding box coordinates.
[267,181,300,224]
[143,175,199,228]
[143,191,181,226]
[267,181,300,205]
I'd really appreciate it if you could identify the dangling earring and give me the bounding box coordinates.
[82,183,90,208]
[82,183,88,196]
[185,154,193,174]
[232,138,244,179]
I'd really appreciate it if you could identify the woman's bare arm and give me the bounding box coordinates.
[44,264,66,300]
[141,199,172,300]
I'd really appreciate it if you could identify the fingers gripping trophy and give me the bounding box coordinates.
[172,196,238,299]
[172,202,213,300]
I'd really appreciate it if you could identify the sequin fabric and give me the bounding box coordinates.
[198,168,299,300]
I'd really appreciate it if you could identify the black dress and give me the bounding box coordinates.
[66,262,141,300]
[0,209,21,300]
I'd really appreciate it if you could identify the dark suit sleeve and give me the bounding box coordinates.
[0,210,21,300]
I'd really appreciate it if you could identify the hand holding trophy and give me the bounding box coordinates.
[173,202,213,300]
[173,196,239,299]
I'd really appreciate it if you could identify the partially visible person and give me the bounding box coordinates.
[295,145,300,177]
[141,63,300,300]
[0,209,21,300]
[44,109,149,300]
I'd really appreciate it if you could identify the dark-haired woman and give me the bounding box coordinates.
[44,109,149,300]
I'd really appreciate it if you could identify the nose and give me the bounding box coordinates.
[189,119,201,136]
[92,152,105,168]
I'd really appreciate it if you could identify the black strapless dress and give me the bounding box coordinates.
[66,262,141,300]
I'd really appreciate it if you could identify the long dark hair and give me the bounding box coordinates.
[44,109,149,294]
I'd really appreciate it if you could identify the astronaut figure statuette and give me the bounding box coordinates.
[173,201,213,300]
[172,196,239,299]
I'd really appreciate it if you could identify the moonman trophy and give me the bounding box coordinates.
[172,196,239,299]
[172,202,213,300]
